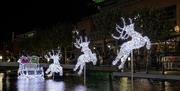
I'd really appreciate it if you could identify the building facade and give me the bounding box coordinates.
[75,0,180,67]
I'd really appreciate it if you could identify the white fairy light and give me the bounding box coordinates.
[46,80,65,91]
[0,55,2,60]
[107,45,111,49]
[128,57,131,61]
[17,55,44,80]
[112,17,151,70]
[73,36,97,75]
[44,49,63,77]
[18,79,45,91]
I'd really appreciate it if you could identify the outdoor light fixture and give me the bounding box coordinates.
[93,47,96,50]
[107,45,111,49]
[174,25,180,33]
[128,57,131,61]
[0,55,2,60]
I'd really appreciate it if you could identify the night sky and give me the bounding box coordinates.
[1,0,98,41]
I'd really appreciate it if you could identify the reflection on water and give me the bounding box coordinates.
[1,72,180,91]
[0,73,3,91]
[119,77,130,91]
[17,78,87,91]
[17,79,45,91]
[74,85,87,91]
[133,79,152,91]
[46,80,65,91]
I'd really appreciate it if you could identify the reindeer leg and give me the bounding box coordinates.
[57,65,63,76]
[73,61,81,71]
[59,67,63,76]
[118,58,125,70]
[118,54,129,70]
[91,54,97,65]
[45,67,51,74]
[112,58,119,65]
[78,63,84,75]
[47,72,53,77]
[17,69,20,75]
[46,66,53,77]
[112,53,122,65]
[54,65,60,73]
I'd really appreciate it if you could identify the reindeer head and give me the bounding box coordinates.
[44,49,62,62]
[74,36,90,49]
[112,17,135,40]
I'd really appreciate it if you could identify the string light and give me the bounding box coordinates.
[17,55,44,79]
[73,36,97,75]
[112,17,151,70]
[44,49,63,77]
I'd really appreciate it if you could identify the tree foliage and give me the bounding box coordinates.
[18,23,73,52]
[92,7,173,43]
[92,8,122,40]
[134,8,172,42]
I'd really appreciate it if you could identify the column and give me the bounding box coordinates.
[177,0,180,27]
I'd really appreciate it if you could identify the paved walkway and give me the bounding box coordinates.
[0,62,117,72]
[1,62,180,80]
[113,71,180,80]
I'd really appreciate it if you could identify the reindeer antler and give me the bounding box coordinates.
[129,18,133,24]
[112,17,132,40]
[74,37,81,49]
[52,50,55,55]
[56,49,62,60]
[74,35,90,49]
[85,36,90,44]
[85,36,88,42]
[44,55,50,62]
[57,49,61,55]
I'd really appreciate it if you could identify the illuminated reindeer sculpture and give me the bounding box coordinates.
[44,49,63,77]
[73,36,97,75]
[112,17,151,70]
